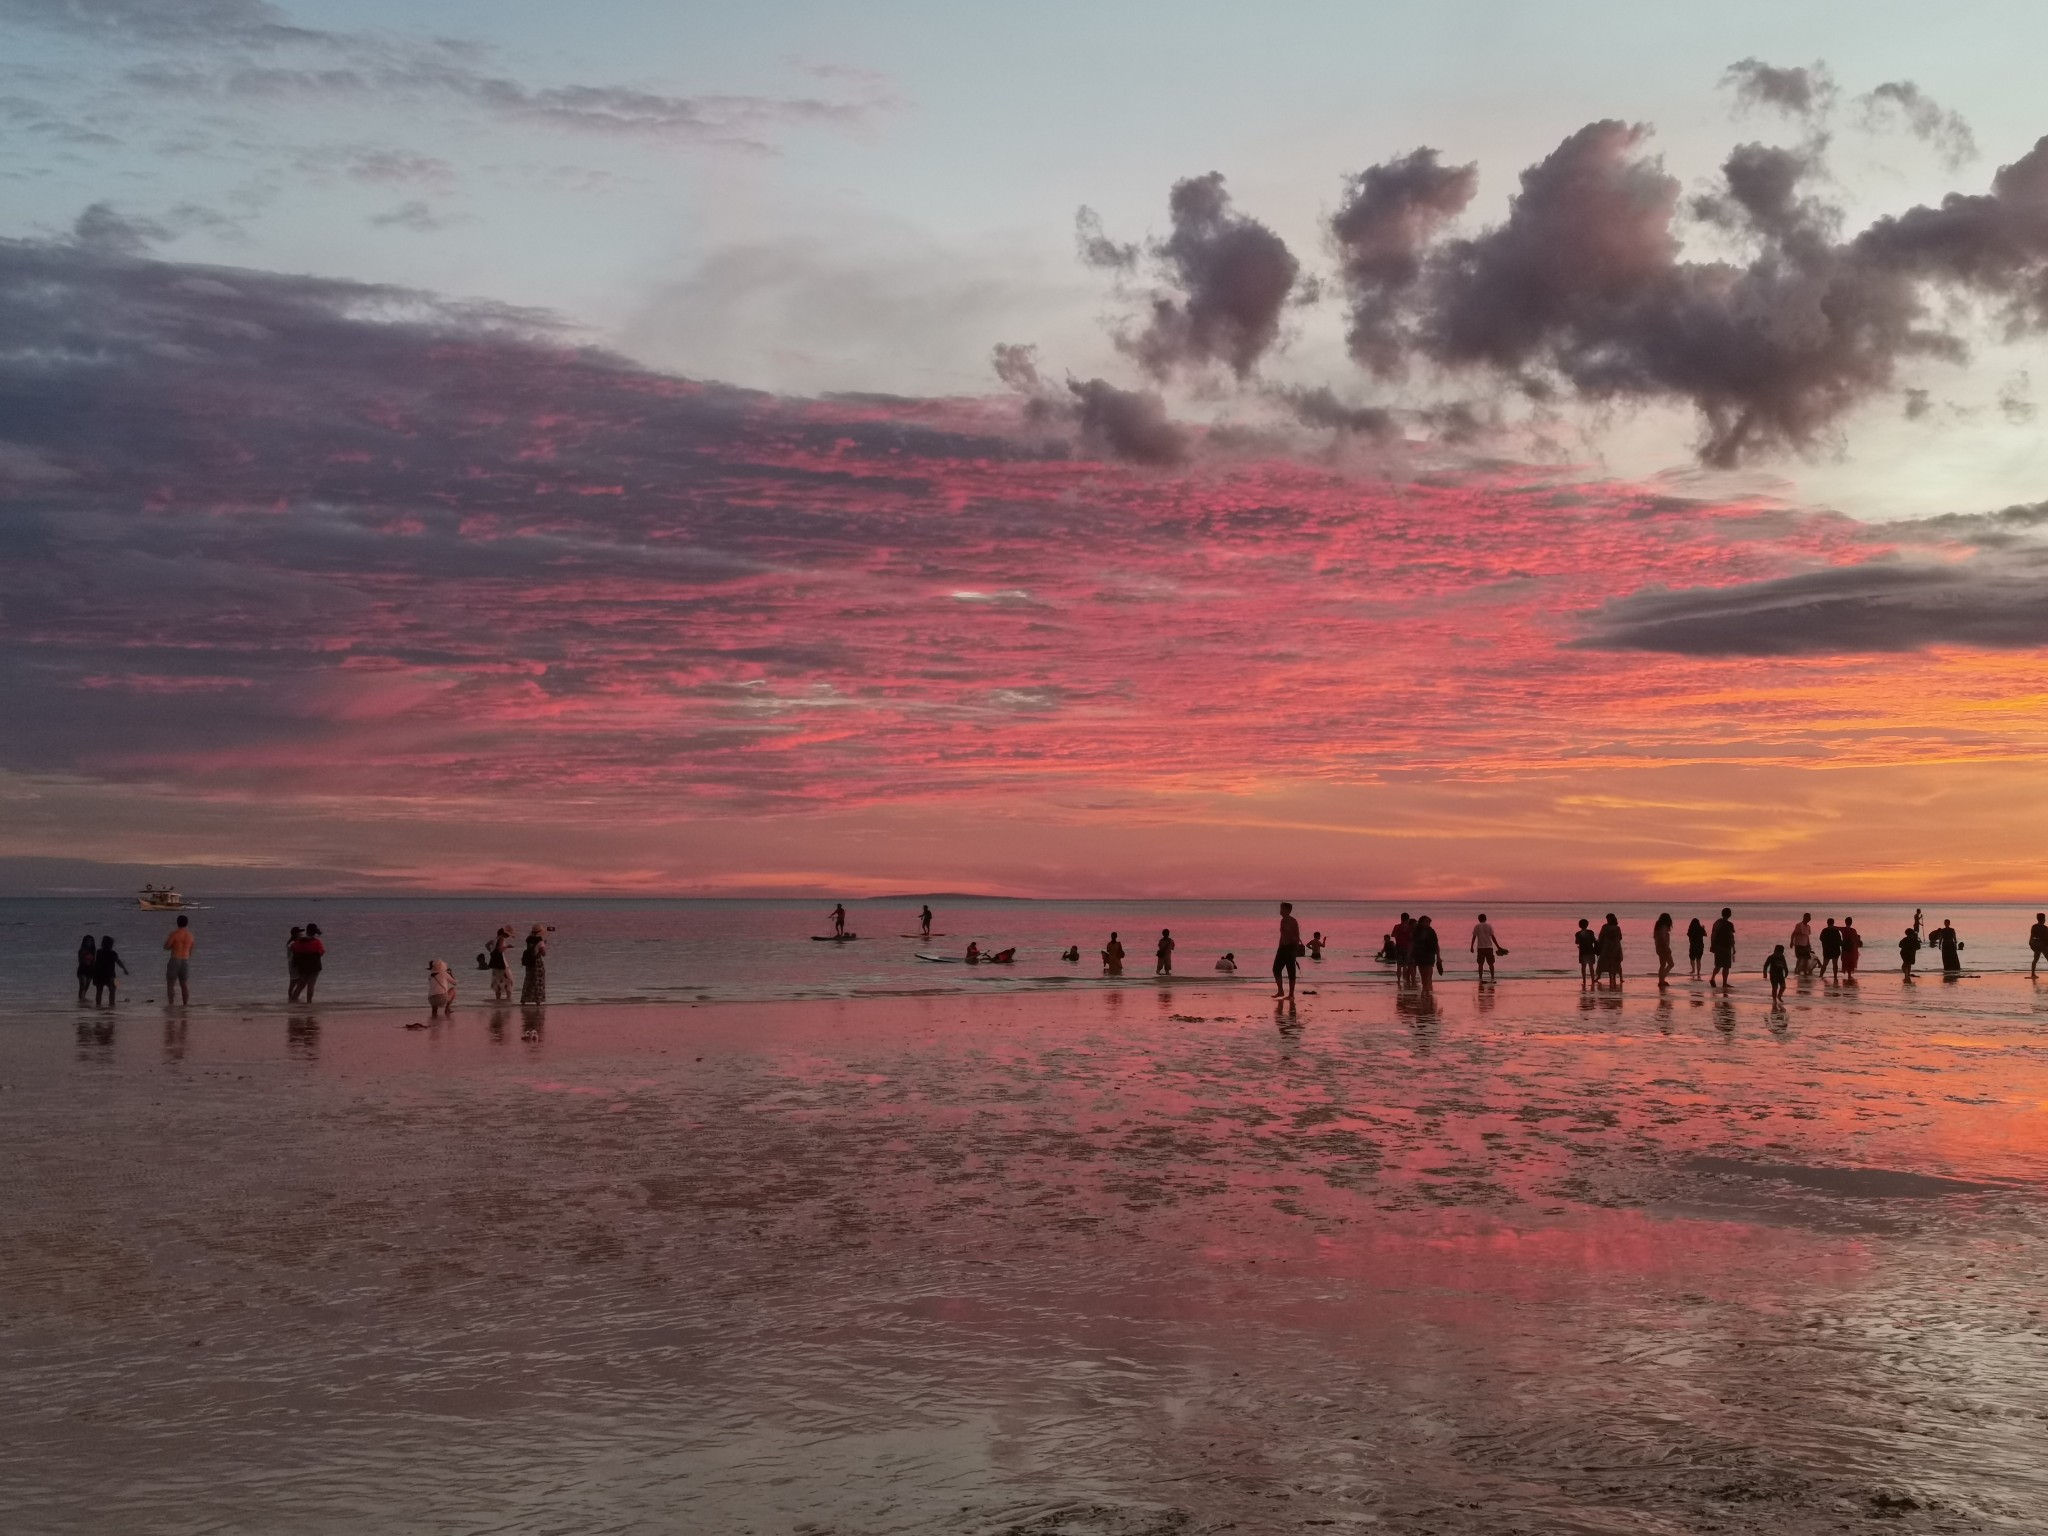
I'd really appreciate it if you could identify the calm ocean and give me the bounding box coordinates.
[3,896,2040,1014]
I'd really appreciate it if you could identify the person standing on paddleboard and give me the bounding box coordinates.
[831,903,847,938]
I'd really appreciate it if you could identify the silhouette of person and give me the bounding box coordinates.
[1652,912,1674,987]
[831,903,847,937]
[1899,926,1920,977]
[1933,920,1964,975]
[1470,913,1501,979]
[1596,913,1624,985]
[1411,915,1442,993]
[1102,932,1126,974]
[1791,913,1814,976]
[2031,913,2048,979]
[1764,944,1790,1002]
[1686,916,1707,978]
[1273,903,1301,1000]
[1155,928,1175,975]
[1709,908,1736,988]
[1819,918,1842,981]
[1574,918,1598,983]
[920,905,933,939]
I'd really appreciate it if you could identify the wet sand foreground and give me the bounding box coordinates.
[3,977,2046,1534]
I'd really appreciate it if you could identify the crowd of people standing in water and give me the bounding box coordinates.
[69,918,554,1008]
[65,902,2048,1008]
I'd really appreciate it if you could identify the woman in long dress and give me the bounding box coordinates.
[520,926,547,1003]
[1934,920,1964,974]
[1596,914,1624,984]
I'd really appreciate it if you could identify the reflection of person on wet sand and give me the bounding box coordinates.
[1764,944,1789,1002]
[1273,903,1301,1001]
[1102,933,1125,973]
[1899,927,1921,977]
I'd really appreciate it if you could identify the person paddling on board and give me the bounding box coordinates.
[919,904,933,939]
[831,903,847,938]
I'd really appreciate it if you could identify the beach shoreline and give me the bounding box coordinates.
[5,979,2045,1532]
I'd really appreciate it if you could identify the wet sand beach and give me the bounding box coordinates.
[3,975,2046,1534]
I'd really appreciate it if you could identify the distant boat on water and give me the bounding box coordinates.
[137,883,194,911]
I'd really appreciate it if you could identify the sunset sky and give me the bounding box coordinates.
[4,0,2048,897]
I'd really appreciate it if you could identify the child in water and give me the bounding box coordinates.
[1215,952,1237,972]
[428,959,457,1015]
[1764,944,1790,1002]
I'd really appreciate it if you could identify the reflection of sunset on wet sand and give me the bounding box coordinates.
[5,978,2043,1530]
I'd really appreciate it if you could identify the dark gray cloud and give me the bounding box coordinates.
[1083,173,1307,380]
[1329,147,1478,374]
[1581,499,2048,654]
[1860,80,1977,169]
[1722,58,1835,119]
[1074,207,1137,272]
[990,342,1042,393]
[1578,557,2048,654]
[1270,385,1398,443]
[1320,122,2048,466]
[1065,378,1191,466]
[70,200,168,254]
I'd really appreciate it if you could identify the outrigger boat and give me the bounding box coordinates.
[136,883,192,911]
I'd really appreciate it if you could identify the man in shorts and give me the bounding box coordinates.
[1790,913,1814,977]
[1709,908,1737,988]
[1818,918,1843,981]
[163,914,195,1005]
[2031,913,2048,979]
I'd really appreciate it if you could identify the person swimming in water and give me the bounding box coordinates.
[1215,952,1237,972]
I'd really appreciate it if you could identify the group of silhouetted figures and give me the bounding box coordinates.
[1358,906,2048,999]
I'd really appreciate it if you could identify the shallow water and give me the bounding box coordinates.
[5,896,2040,1011]
[3,974,2046,1533]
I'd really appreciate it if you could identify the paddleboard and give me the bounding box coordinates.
[900,933,948,938]
[811,934,860,942]
[915,952,960,963]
